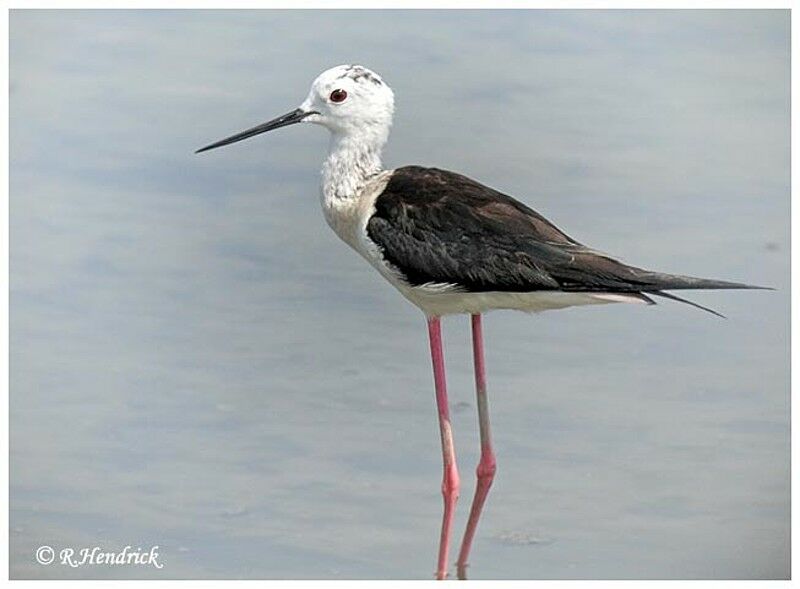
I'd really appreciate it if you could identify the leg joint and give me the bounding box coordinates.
[476,456,497,480]
[441,465,460,497]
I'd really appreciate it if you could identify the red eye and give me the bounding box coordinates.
[329,89,347,103]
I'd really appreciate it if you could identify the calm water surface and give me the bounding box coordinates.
[10,10,789,579]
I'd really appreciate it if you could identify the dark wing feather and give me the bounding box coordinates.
[367,166,760,294]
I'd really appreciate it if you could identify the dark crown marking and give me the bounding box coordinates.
[342,65,383,86]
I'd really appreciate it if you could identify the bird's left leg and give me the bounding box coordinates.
[427,315,460,580]
[456,313,497,580]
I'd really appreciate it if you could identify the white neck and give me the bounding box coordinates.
[321,127,387,204]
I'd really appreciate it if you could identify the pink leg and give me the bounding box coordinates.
[456,313,497,580]
[427,316,460,580]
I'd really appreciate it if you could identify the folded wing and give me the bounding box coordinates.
[367,166,758,295]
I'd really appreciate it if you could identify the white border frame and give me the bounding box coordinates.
[2,2,794,586]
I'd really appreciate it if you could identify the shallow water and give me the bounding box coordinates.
[10,9,789,579]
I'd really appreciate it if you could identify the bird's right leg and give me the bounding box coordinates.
[427,315,460,580]
[456,313,497,580]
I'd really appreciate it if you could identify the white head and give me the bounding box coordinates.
[196,64,395,153]
[300,65,395,138]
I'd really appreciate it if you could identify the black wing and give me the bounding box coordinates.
[367,166,757,295]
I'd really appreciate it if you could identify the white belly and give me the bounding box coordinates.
[393,287,646,316]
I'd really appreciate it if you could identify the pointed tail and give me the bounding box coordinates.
[635,270,770,292]
[635,271,772,318]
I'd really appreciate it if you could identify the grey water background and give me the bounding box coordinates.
[9,9,789,579]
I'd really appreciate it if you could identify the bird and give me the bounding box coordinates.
[197,64,766,580]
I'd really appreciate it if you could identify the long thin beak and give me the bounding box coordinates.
[195,108,315,154]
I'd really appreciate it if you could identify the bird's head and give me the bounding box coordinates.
[196,64,394,154]
[301,65,395,134]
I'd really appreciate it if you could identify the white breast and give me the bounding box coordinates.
[321,169,407,283]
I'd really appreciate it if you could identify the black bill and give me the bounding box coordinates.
[196,108,315,154]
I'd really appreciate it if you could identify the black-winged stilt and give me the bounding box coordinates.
[197,64,765,580]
